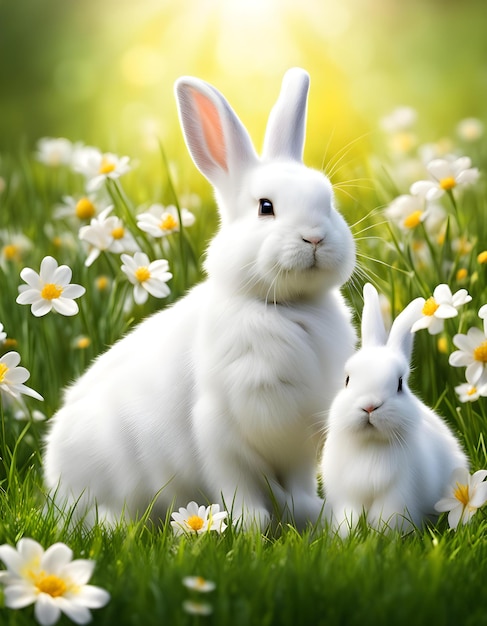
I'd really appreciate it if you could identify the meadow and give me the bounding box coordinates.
[0,102,487,626]
[1,0,487,623]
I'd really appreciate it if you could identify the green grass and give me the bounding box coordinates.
[1,116,487,625]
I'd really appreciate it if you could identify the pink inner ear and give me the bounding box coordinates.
[192,89,228,172]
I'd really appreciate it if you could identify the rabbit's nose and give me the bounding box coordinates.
[302,235,324,247]
[362,403,381,415]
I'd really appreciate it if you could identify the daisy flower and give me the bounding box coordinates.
[73,146,131,192]
[380,106,417,132]
[0,538,110,626]
[411,284,472,335]
[14,407,47,422]
[182,576,216,593]
[0,322,6,343]
[454,381,487,403]
[120,252,172,305]
[171,502,228,536]
[384,194,426,231]
[449,317,487,386]
[1,231,33,266]
[16,256,85,317]
[35,137,74,167]
[0,352,43,402]
[435,467,487,530]
[136,204,195,238]
[79,206,138,267]
[410,156,480,201]
[182,600,213,616]
[478,304,487,333]
[53,195,106,222]
[457,117,484,142]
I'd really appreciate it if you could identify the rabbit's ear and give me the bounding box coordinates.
[262,68,310,162]
[361,283,387,348]
[387,297,425,361]
[175,77,258,190]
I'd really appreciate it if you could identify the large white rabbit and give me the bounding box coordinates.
[321,283,468,535]
[43,68,357,529]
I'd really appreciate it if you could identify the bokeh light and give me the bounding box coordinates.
[1,0,486,175]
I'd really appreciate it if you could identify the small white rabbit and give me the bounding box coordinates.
[43,68,357,529]
[321,283,468,535]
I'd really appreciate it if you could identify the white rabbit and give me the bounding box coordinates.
[43,68,357,529]
[321,283,468,535]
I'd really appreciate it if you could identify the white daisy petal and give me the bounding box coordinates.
[19,267,42,289]
[16,289,42,305]
[4,583,38,609]
[61,560,95,586]
[52,265,72,286]
[52,298,79,316]
[31,299,53,317]
[35,594,62,626]
[56,597,93,624]
[42,543,74,574]
[133,284,149,305]
[39,256,58,282]
[73,584,111,608]
[447,505,464,530]
[435,304,458,319]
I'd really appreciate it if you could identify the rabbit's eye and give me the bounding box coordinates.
[259,198,274,216]
[397,377,403,392]
[345,375,350,387]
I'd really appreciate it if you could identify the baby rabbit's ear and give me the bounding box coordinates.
[262,68,310,162]
[361,283,387,348]
[175,77,258,191]
[387,297,426,361]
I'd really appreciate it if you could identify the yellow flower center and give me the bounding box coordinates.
[75,197,96,219]
[35,573,67,598]
[422,297,439,317]
[439,176,456,191]
[2,244,20,261]
[135,266,151,283]
[3,338,18,349]
[390,131,416,153]
[41,283,63,300]
[473,340,487,363]
[477,251,487,265]
[453,482,470,507]
[437,337,448,354]
[456,268,468,281]
[186,515,205,531]
[76,336,91,349]
[160,214,178,231]
[111,226,125,240]
[95,275,110,291]
[403,210,423,229]
[99,157,116,175]
[467,386,478,396]
[0,363,9,383]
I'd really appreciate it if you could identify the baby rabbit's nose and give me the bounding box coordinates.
[362,404,381,415]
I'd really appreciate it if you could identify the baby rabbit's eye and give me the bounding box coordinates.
[345,375,350,387]
[259,198,274,216]
[397,377,403,392]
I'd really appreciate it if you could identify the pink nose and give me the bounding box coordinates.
[363,405,379,415]
[302,235,324,246]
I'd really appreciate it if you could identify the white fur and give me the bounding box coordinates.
[321,283,468,535]
[43,68,356,529]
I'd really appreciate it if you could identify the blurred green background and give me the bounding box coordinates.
[0,0,486,169]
